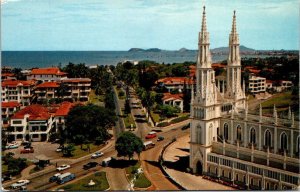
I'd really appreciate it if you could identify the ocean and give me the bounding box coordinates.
[2,51,268,69]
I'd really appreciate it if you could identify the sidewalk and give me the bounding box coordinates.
[163,134,234,190]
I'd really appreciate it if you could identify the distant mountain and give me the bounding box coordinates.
[128,48,162,52]
[178,48,191,52]
[211,45,255,53]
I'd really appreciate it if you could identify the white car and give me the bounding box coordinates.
[91,152,104,159]
[11,179,30,189]
[56,164,71,171]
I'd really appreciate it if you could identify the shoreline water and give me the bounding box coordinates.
[2,51,276,69]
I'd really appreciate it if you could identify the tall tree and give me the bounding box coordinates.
[115,131,143,160]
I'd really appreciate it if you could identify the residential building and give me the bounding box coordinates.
[1,73,16,81]
[61,78,91,102]
[1,101,21,128]
[54,101,74,132]
[1,79,37,106]
[162,93,183,112]
[190,7,299,190]
[156,77,194,93]
[248,76,266,94]
[8,104,55,142]
[27,67,67,82]
[34,82,60,102]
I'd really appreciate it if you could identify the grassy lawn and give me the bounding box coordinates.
[114,86,126,100]
[2,164,8,173]
[123,113,136,128]
[261,91,299,114]
[150,111,162,123]
[70,143,104,159]
[125,162,151,189]
[88,90,105,106]
[60,172,109,191]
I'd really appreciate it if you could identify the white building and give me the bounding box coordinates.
[8,104,55,142]
[1,101,21,128]
[27,67,67,82]
[162,93,184,112]
[248,76,266,94]
[190,7,299,190]
[1,79,37,106]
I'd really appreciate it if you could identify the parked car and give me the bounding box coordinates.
[91,152,104,159]
[5,143,19,149]
[2,175,11,182]
[10,179,30,189]
[56,164,70,171]
[21,141,31,146]
[83,162,98,170]
[157,136,164,141]
[145,131,157,139]
[20,147,34,154]
[56,146,64,152]
[49,173,61,182]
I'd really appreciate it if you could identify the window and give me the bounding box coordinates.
[224,123,229,140]
[280,132,288,151]
[236,125,242,141]
[264,130,272,147]
[250,128,256,144]
[297,136,300,153]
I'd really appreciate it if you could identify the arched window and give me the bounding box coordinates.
[197,124,202,144]
[224,123,229,141]
[250,128,256,144]
[236,174,239,181]
[280,132,288,151]
[215,167,218,174]
[222,170,225,177]
[264,130,272,147]
[209,124,213,144]
[274,184,278,190]
[236,125,242,141]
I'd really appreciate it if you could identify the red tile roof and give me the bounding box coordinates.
[11,104,51,120]
[1,73,15,77]
[163,93,183,101]
[212,63,226,68]
[2,101,21,108]
[30,67,67,75]
[55,101,74,116]
[156,77,195,85]
[35,82,60,88]
[2,79,36,87]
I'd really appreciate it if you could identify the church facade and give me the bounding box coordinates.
[190,7,300,190]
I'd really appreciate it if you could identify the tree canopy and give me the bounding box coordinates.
[115,131,143,160]
[65,104,116,145]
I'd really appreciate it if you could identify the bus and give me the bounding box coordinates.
[56,172,75,184]
[143,141,155,150]
[101,157,112,167]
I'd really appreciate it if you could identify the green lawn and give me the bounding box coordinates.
[70,143,104,159]
[125,162,151,189]
[60,172,109,191]
[123,113,136,129]
[150,111,163,123]
[2,164,8,173]
[88,90,105,106]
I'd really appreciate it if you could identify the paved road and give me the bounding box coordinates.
[106,167,129,190]
[112,86,125,137]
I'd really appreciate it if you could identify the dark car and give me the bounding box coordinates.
[49,173,61,182]
[157,136,165,141]
[2,175,11,182]
[83,162,98,170]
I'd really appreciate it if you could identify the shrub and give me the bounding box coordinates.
[170,115,189,124]
[157,122,170,127]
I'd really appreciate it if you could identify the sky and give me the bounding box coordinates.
[1,0,299,51]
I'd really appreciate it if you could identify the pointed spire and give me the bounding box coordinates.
[259,104,262,123]
[288,106,291,120]
[231,10,237,34]
[291,112,295,128]
[201,6,207,33]
[273,105,278,125]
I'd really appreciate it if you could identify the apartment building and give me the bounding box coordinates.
[248,76,266,94]
[61,78,91,102]
[8,105,55,142]
[27,67,67,82]
[1,80,37,106]
[34,82,60,102]
[156,77,195,93]
[1,101,21,128]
